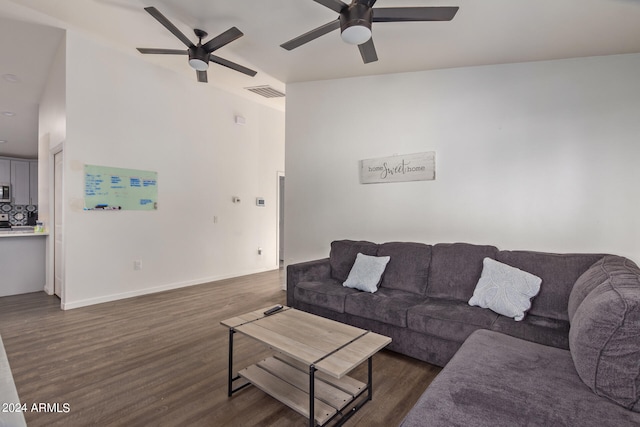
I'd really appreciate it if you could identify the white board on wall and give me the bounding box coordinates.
[84,164,158,210]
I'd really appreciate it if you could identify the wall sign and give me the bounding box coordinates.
[84,164,158,210]
[360,152,435,184]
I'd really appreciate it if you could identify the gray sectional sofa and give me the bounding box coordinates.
[286,240,640,426]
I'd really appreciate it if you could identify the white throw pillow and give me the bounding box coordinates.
[469,257,542,321]
[343,253,391,293]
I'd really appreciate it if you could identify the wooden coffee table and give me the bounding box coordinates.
[221,306,392,426]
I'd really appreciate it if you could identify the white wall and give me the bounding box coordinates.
[285,54,640,265]
[59,31,284,309]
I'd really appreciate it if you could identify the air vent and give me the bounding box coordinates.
[245,85,285,98]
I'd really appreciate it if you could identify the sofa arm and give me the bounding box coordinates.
[286,258,331,306]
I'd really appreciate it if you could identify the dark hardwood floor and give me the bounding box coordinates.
[0,270,440,426]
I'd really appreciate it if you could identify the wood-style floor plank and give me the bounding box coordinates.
[0,270,440,426]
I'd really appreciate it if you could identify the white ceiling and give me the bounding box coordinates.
[2,0,640,157]
[0,15,63,158]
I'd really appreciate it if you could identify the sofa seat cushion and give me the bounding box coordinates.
[407,299,499,343]
[400,330,640,427]
[426,243,498,302]
[377,242,432,295]
[344,288,425,327]
[293,280,360,313]
[496,250,605,321]
[491,314,570,350]
[329,240,379,282]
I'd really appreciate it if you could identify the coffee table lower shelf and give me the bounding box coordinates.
[238,355,366,426]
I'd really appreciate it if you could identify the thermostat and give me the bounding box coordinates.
[256,197,265,207]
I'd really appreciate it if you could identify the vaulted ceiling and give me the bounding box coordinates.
[2,0,640,157]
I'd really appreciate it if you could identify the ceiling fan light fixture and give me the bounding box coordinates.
[188,46,210,71]
[188,58,209,71]
[340,3,373,45]
[340,25,371,45]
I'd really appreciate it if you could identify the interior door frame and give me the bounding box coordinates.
[276,171,285,278]
[49,143,64,307]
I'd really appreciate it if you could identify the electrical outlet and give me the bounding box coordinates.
[134,260,142,270]
[258,247,263,255]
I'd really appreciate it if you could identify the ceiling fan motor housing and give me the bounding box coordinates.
[188,45,210,71]
[340,3,373,44]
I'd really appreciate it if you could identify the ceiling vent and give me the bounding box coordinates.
[245,85,285,98]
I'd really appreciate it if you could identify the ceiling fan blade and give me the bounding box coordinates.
[197,70,208,83]
[137,48,187,55]
[281,19,341,50]
[209,55,257,77]
[313,0,348,13]
[144,7,194,48]
[202,27,244,52]
[358,38,378,64]
[373,6,459,22]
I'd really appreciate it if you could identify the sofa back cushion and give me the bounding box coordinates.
[329,240,379,282]
[377,242,432,295]
[569,257,640,412]
[426,243,498,301]
[496,251,604,321]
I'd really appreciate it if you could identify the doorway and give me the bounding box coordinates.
[277,172,285,269]
[53,150,63,299]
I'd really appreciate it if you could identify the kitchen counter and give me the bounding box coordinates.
[0,229,49,237]
[0,231,47,297]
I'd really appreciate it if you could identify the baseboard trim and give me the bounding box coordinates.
[61,266,279,310]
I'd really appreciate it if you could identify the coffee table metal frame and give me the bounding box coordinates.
[223,307,390,427]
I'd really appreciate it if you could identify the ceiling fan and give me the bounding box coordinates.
[281,0,459,64]
[136,7,257,83]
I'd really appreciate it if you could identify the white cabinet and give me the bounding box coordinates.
[0,159,10,183]
[11,160,30,205]
[29,161,38,205]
